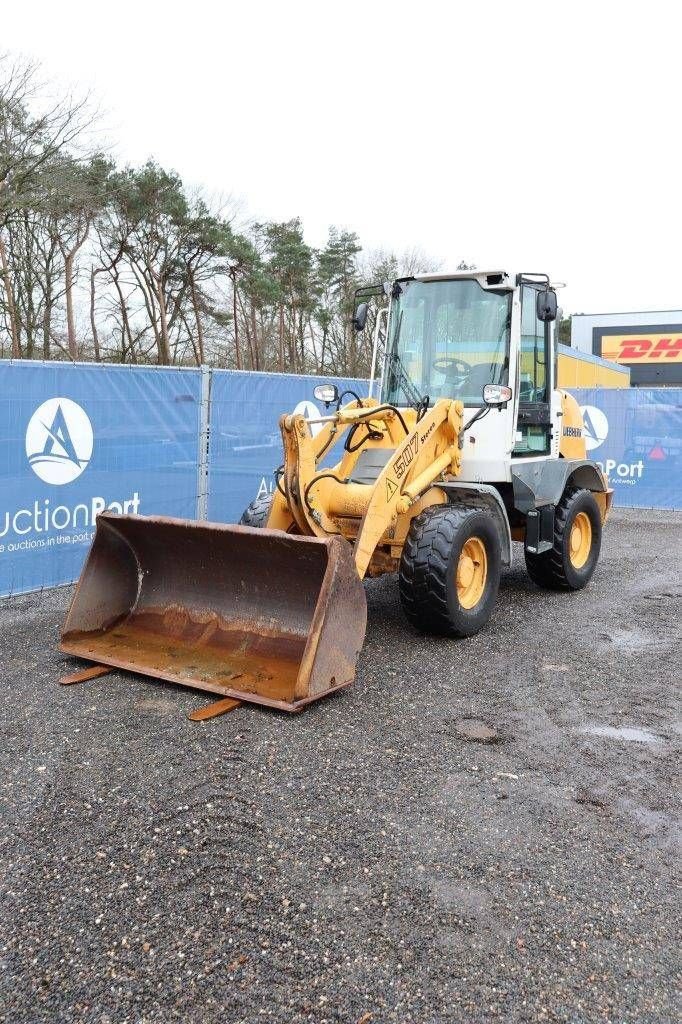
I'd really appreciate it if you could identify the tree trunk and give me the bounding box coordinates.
[21,211,37,359]
[42,268,53,360]
[89,267,101,362]
[250,301,260,371]
[179,308,201,365]
[24,271,36,359]
[0,230,21,358]
[189,271,205,365]
[320,323,327,375]
[231,273,241,369]
[289,297,296,373]
[130,263,161,354]
[347,314,355,376]
[241,303,252,369]
[113,272,136,363]
[64,251,78,359]
[154,275,171,364]
[299,308,306,373]
[308,314,319,373]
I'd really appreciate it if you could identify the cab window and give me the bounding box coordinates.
[514,285,551,456]
[520,285,548,403]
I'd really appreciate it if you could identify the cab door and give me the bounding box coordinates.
[514,282,552,456]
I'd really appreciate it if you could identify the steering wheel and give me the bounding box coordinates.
[433,356,471,377]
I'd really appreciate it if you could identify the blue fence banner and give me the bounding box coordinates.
[0,362,203,596]
[570,388,682,510]
[206,370,369,524]
[1,362,680,599]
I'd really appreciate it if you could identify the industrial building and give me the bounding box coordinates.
[571,310,682,386]
[556,342,629,388]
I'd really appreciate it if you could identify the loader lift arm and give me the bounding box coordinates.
[270,397,464,578]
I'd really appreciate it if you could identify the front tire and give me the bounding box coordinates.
[399,504,502,638]
[525,487,602,591]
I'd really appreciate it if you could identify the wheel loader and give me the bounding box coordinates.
[60,270,612,715]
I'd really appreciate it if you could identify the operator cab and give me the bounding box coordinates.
[378,269,559,460]
[382,274,512,407]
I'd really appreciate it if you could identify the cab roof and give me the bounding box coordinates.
[411,270,514,289]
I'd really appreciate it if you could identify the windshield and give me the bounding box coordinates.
[383,278,511,407]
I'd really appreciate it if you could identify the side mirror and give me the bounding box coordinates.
[313,383,339,407]
[353,301,368,332]
[483,384,512,406]
[537,288,558,322]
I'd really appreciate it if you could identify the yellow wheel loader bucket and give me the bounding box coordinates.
[60,513,367,712]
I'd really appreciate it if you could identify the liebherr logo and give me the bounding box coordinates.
[25,398,94,485]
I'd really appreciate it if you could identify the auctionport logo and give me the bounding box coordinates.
[0,396,140,554]
[580,405,609,452]
[293,399,323,436]
[25,398,93,485]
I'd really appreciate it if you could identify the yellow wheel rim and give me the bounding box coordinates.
[456,536,487,609]
[569,511,592,569]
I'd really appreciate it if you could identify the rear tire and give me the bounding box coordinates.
[399,504,502,638]
[524,487,601,591]
[239,493,273,528]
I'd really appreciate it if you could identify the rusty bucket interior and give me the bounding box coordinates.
[60,513,367,711]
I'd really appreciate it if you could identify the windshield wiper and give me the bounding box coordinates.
[387,311,426,410]
[490,311,512,376]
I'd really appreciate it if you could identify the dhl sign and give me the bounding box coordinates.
[601,333,682,364]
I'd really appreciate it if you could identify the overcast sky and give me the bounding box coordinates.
[3,0,680,315]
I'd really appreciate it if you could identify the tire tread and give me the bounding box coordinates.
[399,502,497,636]
[525,486,600,590]
[239,493,273,529]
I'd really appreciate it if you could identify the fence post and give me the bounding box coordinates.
[196,364,211,520]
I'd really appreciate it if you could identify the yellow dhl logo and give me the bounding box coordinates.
[602,334,682,364]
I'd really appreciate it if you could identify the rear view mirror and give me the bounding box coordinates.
[483,384,512,406]
[537,288,558,322]
[313,383,339,407]
[353,302,368,332]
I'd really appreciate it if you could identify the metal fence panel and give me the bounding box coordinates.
[206,370,369,523]
[0,362,203,596]
[570,387,682,510]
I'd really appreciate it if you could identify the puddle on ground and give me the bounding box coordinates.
[596,627,653,653]
[579,724,663,745]
[615,798,682,849]
[454,719,500,743]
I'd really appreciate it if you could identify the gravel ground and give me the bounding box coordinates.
[0,509,680,1024]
